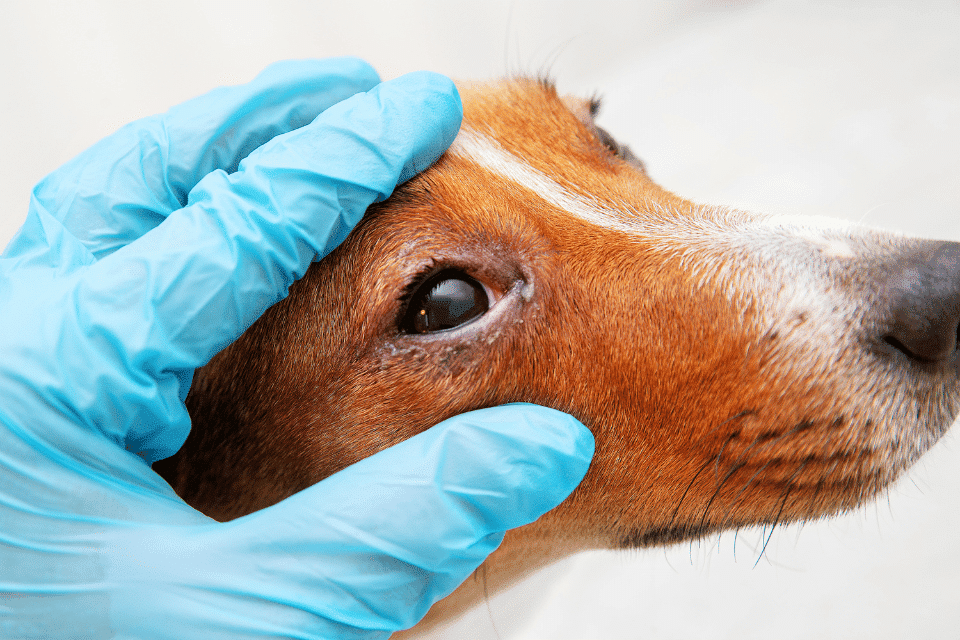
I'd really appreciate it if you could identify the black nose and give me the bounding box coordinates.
[880,241,960,363]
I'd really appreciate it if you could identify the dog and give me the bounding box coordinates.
[153,77,960,635]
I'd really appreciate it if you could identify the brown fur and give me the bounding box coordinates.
[154,79,959,634]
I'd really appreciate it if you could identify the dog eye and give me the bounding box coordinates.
[402,270,489,334]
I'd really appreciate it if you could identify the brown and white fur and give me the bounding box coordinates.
[154,78,960,635]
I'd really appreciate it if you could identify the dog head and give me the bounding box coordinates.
[157,79,960,552]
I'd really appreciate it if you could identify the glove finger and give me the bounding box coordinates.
[191,405,594,636]
[68,71,462,462]
[21,58,380,261]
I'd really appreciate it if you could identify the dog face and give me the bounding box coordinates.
[158,79,960,553]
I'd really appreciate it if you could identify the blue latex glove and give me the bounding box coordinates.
[0,58,594,639]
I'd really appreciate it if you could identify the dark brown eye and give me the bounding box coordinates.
[402,270,489,334]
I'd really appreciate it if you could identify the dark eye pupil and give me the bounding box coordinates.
[404,272,489,334]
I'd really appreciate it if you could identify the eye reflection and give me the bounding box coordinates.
[403,271,489,334]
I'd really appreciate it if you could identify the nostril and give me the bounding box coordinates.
[881,335,912,358]
[878,241,960,364]
[881,330,957,363]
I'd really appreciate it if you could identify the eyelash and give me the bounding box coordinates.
[398,262,442,309]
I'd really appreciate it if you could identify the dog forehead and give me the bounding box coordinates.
[443,81,631,234]
[453,79,615,184]
[455,79,586,139]
[444,79,713,243]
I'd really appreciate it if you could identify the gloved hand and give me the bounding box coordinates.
[0,58,594,639]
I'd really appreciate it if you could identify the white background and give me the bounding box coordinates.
[2,1,958,638]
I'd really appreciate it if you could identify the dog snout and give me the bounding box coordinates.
[878,241,960,364]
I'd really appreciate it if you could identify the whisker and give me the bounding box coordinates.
[718,419,813,526]
[698,420,767,532]
[697,462,745,533]
[753,461,808,568]
[668,411,754,534]
[718,457,774,526]
[713,410,755,477]
[667,457,714,531]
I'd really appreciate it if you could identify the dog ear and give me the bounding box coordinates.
[562,94,647,173]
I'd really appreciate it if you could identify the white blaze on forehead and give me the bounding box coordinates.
[447,128,756,250]
[449,128,640,235]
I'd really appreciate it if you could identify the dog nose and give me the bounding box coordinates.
[880,241,960,363]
